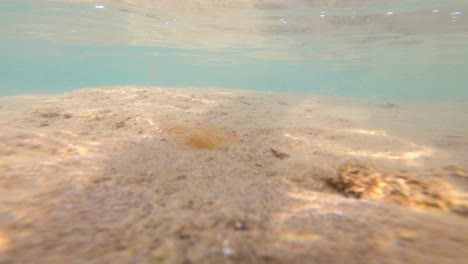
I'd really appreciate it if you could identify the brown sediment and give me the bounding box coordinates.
[327,160,467,215]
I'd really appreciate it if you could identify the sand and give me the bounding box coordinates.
[0,86,467,263]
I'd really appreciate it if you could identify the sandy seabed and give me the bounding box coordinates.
[0,86,467,263]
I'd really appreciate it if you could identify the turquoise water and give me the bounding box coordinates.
[1,0,467,100]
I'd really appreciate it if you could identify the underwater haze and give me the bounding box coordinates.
[2,1,468,263]
[1,0,467,100]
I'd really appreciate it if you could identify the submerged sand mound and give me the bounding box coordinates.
[0,86,467,263]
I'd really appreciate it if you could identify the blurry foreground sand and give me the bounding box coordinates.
[0,86,467,263]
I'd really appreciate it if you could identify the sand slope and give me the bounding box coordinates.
[0,86,467,263]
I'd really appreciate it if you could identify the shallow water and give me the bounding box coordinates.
[1,1,468,263]
[1,0,467,100]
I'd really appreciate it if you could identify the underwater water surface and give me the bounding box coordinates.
[0,0,467,100]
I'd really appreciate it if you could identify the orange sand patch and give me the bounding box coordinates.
[166,124,240,150]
